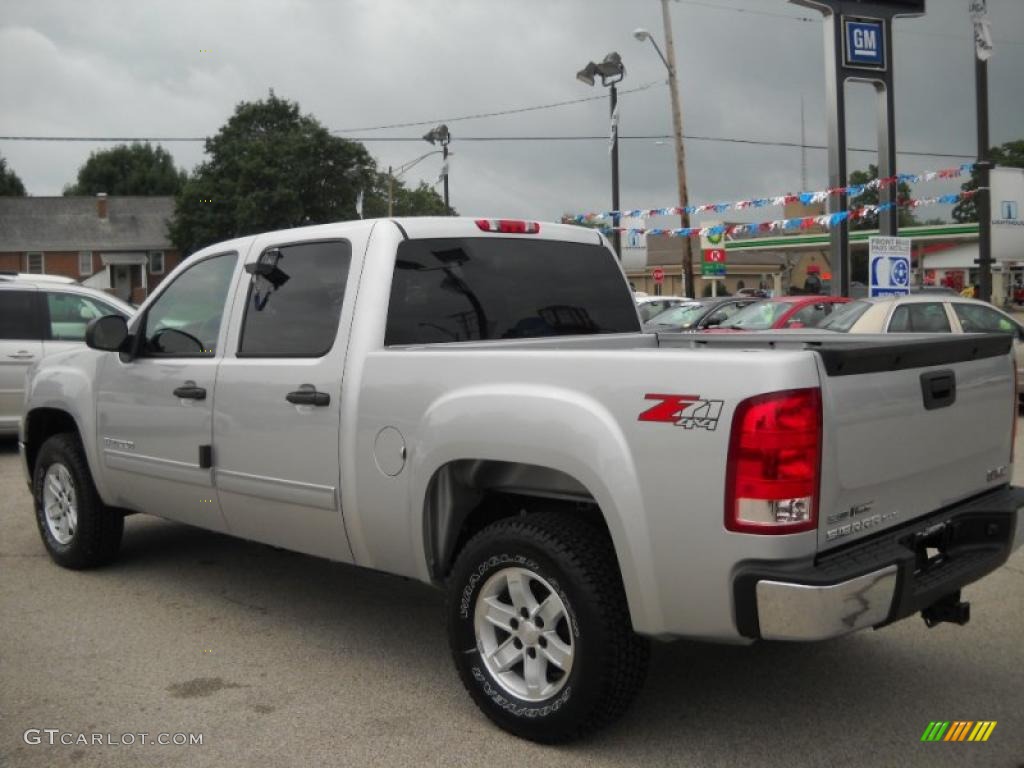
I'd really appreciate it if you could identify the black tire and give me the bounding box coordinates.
[446,511,649,743]
[32,433,123,569]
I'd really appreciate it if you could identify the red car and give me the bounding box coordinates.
[705,295,850,332]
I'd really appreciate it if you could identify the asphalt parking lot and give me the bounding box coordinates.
[1,435,1022,768]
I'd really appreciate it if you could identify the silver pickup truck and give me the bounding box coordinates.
[19,217,1024,743]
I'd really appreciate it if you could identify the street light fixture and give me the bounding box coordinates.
[422,124,452,215]
[576,52,625,259]
[387,149,448,217]
[634,8,695,298]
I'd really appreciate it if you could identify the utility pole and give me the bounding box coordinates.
[660,0,694,298]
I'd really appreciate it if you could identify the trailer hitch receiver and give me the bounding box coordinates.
[922,591,971,628]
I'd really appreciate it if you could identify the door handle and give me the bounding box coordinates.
[920,370,956,411]
[7,352,35,360]
[173,381,207,400]
[286,386,330,407]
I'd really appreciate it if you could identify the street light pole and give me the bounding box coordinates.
[577,52,626,260]
[443,141,450,215]
[388,149,447,217]
[388,165,394,217]
[636,4,694,298]
[975,42,993,303]
[609,83,622,260]
[423,124,452,215]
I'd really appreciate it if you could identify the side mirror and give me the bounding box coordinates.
[85,315,129,351]
[705,314,725,327]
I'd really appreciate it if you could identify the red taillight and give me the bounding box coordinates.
[475,218,541,234]
[725,388,822,534]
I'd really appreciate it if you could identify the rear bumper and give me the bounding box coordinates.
[733,485,1024,641]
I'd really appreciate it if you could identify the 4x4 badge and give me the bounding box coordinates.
[638,394,724,431]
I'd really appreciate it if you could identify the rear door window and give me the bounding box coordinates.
[784,302,831,328]
[239,240,351,357]
[888,303,951,333]
[0,290,42,340]
[46,292,126,341]
[386,238,638,344]
[952,303,1017,334]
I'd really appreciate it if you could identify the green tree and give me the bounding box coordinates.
[64,142,187,196]
[953,140,1024,223]
[361,172,451,218]
[170,92,376,254]
[0,154,26,196]
[848,164,916,230]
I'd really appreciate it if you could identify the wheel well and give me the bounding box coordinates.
[23,408,80,477]
[423,459,611,581]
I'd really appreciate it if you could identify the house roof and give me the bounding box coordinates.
[0,196,174,251]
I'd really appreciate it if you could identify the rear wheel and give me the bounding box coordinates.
[446,511,649,743]
[33,433,123,569]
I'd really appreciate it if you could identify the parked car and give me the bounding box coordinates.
[735,287,771,298]
[643,296,757,333]
[636,294,687,322]
[710,295,850,331]
[818,294,1024,397]
[18,218,1023,743]
[0,273,133,436]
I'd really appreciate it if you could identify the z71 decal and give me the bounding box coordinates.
[638,394,724,431]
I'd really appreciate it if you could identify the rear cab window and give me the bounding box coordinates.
[385,238,639,345]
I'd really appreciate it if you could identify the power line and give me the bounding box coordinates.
[675,0,817,23]
[676,0,1024,45]
[0,132,975,159]
[330,80,664,133]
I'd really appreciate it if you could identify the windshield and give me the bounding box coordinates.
[718,300,792,330]
[647,303,705,328]
[817,300,872,332]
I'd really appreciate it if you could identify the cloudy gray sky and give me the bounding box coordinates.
[2,0,1022,226]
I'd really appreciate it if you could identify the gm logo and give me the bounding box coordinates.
[844,18,886,69]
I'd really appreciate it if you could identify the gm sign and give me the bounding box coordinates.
[844,18,886,69]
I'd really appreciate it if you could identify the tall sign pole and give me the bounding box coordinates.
[792,1,925,297]
[971,0,994,302]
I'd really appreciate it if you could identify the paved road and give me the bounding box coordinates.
[1,436,1022,768]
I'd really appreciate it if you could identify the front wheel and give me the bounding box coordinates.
[33,433,123,569]
[446,511,649,743]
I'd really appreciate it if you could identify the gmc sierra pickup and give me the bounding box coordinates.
[19,217,1024,743]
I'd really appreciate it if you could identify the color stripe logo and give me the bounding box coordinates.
[921,721,997,742]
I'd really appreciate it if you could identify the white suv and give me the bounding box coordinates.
[0,273,133,435]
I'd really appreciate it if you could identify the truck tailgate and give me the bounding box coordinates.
[816,334,1015,552]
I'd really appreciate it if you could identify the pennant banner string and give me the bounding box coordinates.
[570,163,975,223]
[598,190,976,241]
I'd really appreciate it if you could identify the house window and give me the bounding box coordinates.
[148,251,165,275]
[26,252,44,274]
[79,251,93,276]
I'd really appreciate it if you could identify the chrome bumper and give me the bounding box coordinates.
[755,566,898,641]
